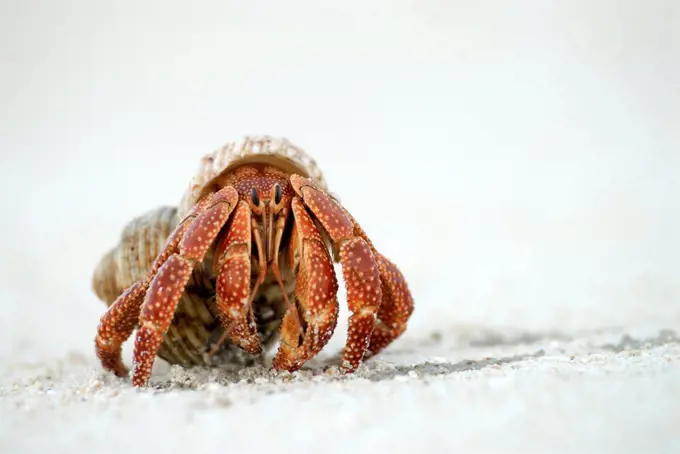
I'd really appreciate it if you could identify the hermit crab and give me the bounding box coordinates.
[92,136,414,386]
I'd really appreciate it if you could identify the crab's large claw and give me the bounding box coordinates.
[286,174,414,372]
[212,200,263,355]
[272,197,340,370]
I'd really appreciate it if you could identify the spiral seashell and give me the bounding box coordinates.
[93,206,178,306]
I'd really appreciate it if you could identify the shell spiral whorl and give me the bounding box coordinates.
[92,206,178,306]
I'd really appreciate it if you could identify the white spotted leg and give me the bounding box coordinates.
[130,186,239,386]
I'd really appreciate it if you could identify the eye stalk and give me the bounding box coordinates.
[251,187,260,206]
[274,184,282,205]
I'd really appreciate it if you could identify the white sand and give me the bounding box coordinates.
[2,325,679,454]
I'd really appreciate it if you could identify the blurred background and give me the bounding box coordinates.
[1,0,678,365]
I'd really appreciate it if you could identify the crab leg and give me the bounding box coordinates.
[330,210,415,359]
[95,196,214,377]
[287,175,385,372]
[212,200,263,355]
[95,281,148,377]
[272,197,340,371]
[290,174,413,372]
[365,253,414,358]
[131,186,239,386]
[336,237,382,372]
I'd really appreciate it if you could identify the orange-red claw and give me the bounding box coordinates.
[289,175,388,373]
[272,197,339,371]
[130,186,238,387]
[365,253,414,358]
[214,201,262,355]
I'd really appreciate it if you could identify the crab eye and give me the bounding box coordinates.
[274,184,282,204]
[251,188,260,206]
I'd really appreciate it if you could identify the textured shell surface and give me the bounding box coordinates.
[93,135,328,369]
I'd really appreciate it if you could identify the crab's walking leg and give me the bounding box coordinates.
[95,197,213,377]
[337,238,382,371]
[212,200,263,355]
[131,187,238,386]
[272,197,340,371]
[290,175,383,372]
[95,281,147,377]
[365,253,414,358]
[335,212,415,359]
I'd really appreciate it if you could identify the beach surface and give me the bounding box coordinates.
[2,320,679,454]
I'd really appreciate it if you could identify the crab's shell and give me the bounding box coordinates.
[92,135,328,368]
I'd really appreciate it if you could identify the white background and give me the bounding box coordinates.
[1,0,678,364]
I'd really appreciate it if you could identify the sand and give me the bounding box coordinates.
[2,324,679,454]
